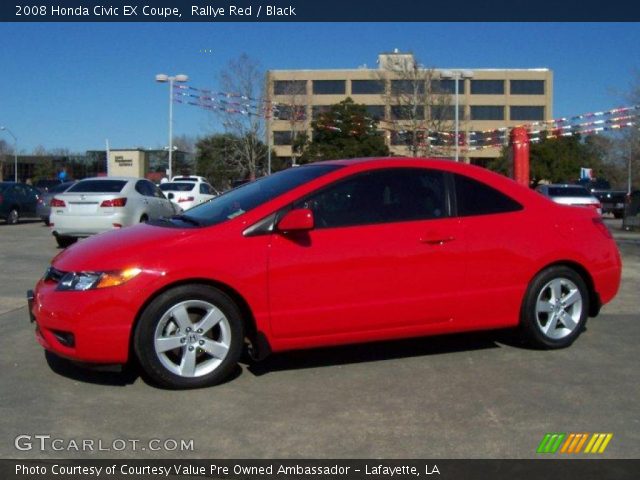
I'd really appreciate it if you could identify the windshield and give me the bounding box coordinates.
[177,164,342,227]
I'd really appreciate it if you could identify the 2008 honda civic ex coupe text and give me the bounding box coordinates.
[28,158,621,389]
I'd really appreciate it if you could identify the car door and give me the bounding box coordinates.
[267,167,466,340]
[451,173,532,330]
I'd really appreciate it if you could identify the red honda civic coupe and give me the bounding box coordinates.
[28,158,621,389]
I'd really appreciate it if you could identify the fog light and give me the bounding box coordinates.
[52,330,75,347]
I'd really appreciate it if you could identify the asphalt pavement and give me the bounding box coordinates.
[0,218,638,459]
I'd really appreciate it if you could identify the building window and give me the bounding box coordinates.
[431,79,465,94]
[273,131,293,145]
[391,80,425,95]
[351,80,385,95]
[471,80,505,95]
[275,105,307,121]
[471,106,504,121]
[365,105,385,120]
[312,106,332,119]
[273,80,306,96]
[312,80,346,95]
[510,80,545,95]
[430,105,464,121]
[391,105,425,120]
[510,106,545,121]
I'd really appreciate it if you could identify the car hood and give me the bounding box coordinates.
[52,223,200,272]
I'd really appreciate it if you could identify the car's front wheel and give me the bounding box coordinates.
[520,266,589,349]
[134,285,244,389]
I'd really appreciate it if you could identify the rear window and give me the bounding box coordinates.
[160,183,195,192]
[548,187,591,197]
[67,180,127,193]
[173,177,198,182]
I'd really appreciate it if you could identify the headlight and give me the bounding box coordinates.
[56,268,142,291]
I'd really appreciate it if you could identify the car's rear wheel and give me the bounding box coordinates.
[55,235,77,248]
[139,214,149,223]
[6,208,19,225]
[134,285,244,389]
[520,266,589,349]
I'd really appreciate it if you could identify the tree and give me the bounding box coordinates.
[378,53,454,157]
[196,133,270,190]
[217,54,268,179]
[487,133,609,186]
[299,98,389,162]
[0,139,8,181]
[269,78,309,166]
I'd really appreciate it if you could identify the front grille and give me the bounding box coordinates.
[44,266,66,283]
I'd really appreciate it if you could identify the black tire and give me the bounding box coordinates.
[613,211,623,219]
[520,266,589,349]
[134,285,244,389]
[55,235,78,248]
[6,208,19,225]
[139,214,149,223]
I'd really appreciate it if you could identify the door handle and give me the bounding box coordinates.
[420,235,455,245]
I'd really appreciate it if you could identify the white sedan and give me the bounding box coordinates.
[159,181,218,211]
[50,177,179,248]
[535,184,602,215]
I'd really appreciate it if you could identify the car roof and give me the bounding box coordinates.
[76,176,142,181]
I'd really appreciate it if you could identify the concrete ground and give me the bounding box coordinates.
[0,218,638,459]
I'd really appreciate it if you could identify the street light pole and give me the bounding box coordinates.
[0,126,18,182]
[440,70,473,162]
[156,73,188,180]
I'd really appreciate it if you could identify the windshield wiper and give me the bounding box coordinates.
[172,214,202,226]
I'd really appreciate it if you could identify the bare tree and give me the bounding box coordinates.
[269,78,309,166]
[218,54,268,179]
[378,53,455,157]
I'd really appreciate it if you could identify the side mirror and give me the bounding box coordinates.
[277,208,314,232]
[167,192,174,200]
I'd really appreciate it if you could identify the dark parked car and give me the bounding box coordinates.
[0,182,41,224]
[35,179,64,193]
[36,181,76,225]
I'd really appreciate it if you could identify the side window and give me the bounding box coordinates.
[135,180,149,196]
[293,168,448,229]
[200,184,209,194]
[454,174,522,217]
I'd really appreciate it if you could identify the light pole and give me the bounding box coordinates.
[440,70,473,162]
[0,126,18,182]
[155,73,188,180]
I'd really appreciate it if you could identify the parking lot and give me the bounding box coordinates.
[0,219,638,459]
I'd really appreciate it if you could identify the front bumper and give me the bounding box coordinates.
[28,279,141,364]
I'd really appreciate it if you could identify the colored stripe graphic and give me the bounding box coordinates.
[539,433,613,454]
[560,433,589,453]
[537,433,566,453]
[584,433,614,454]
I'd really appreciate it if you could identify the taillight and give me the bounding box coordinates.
[178,196,195,203]
[592,217,612,239]
[100,198,127,207]
[50,198,66,207]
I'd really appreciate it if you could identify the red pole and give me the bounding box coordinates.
[510,127,530,187]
